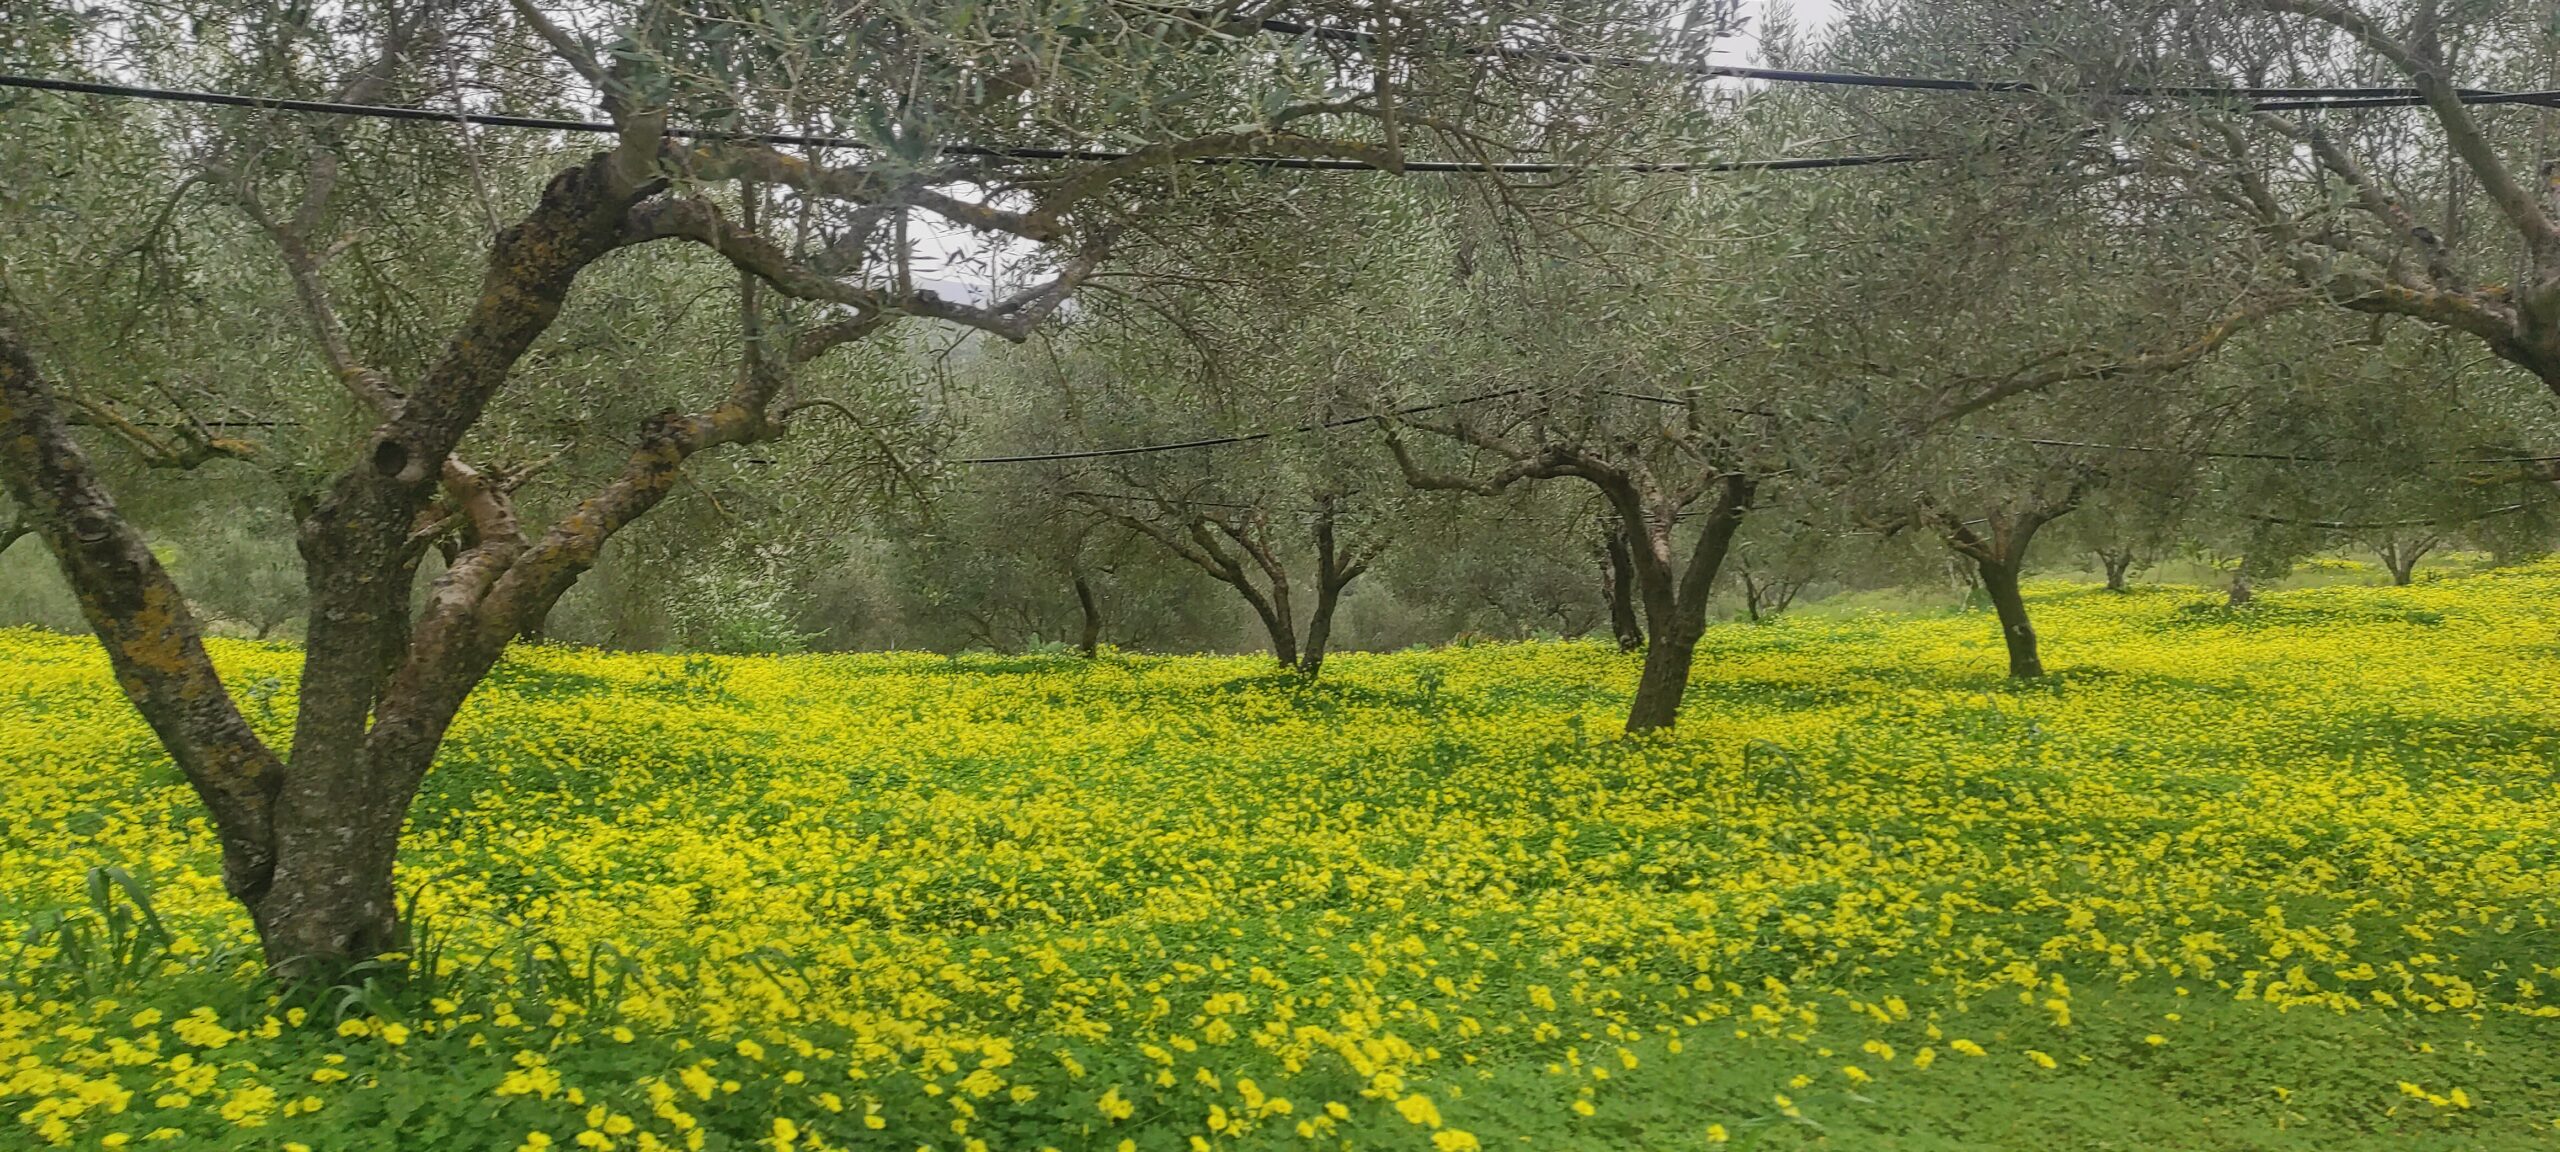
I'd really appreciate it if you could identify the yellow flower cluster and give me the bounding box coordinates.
[3,567,2557,1146]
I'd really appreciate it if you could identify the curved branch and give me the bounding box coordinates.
[2248,0,2560,260]
[0,320,284,904]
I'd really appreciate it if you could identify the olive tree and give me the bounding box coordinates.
[3,0,1683,973]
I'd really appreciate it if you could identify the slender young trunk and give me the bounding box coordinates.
[1976,560,2043,678]
[1602,527,1643,652]
[1073,571,1101,658]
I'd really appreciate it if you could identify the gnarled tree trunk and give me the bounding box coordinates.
[2377,535,2436,586]
[2,147,665,973]
[1938,487,2083,680]
[1617,474,1754,733]
[2098,548,2135,592]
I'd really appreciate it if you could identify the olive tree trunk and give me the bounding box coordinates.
[1617,475,1753,733]
[1976,560,2044,678]
[2098,548,2135,592]
[2378,535,2436,586]
[1937,486,2083,681]
[1085,496,1376,683]
[1600,525,1643,652]
[1073,571,1102,658]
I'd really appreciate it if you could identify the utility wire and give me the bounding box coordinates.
[947,389,1522,465]
[1997,435,2560,466]
[0,74,1924,174]
[2243,498,2555,531]
[1249,18,2560,112]
[1593,387,2560,467]
[952,385,2560,472]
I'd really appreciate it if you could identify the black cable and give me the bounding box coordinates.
[1251,17,2560,112]
[949,390,1522,465]
[0,74,1925,174]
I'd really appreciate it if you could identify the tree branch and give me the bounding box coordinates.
[0,318,284,904]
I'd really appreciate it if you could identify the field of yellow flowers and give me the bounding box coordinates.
[4,567,2559,1150]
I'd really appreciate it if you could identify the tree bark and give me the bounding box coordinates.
[1293,498,1372,682]
[1624,632,1699,732]
[2227,571,2254,607]
[1937,488,2082,680]
[1256,592,1299,669]
[0,320,288,915]
[4,143,674,975]
[2099,548,2135,592]
[1601,526,1643,651]
[1976,560,2044,678]
[1299,581,1340,680]
[1620,474,1753,733]
[1073,570,1101,658]
[2378,536,2435,585]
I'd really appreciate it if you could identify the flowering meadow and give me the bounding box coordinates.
[4,568,2559,1151]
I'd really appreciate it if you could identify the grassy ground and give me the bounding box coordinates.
[2,567,2557,1150]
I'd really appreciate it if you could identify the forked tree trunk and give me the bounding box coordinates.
[1073,571,1101,658]
[2099,548,2135,592]
[1377,426,1748,730]
[1938,490,2082,680]
[1293,501,1371,682]
[1099,500,1374,683]
[2,147,683,976]
[1618,474,1754,733]
[2378,536,2434,586]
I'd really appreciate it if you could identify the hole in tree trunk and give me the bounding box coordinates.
[371,437,410,478]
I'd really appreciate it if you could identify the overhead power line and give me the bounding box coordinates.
[1252,16,2560,112]
[949,389,1523,465]
[0,74,1924,174]
[1998,435,2560,466]
[954,385,2560,472]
